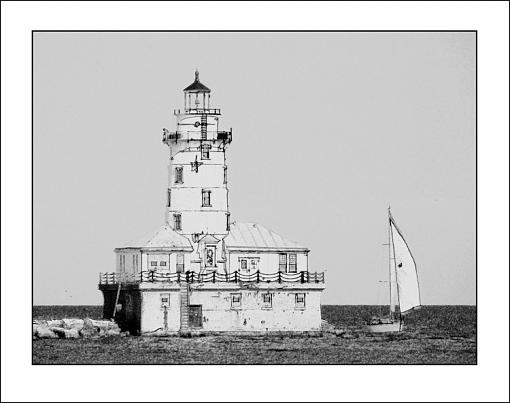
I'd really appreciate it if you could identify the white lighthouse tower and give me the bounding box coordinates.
[101,71,325,335]
[163,70,232,273]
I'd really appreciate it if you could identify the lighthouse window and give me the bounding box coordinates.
[202,189,211,207]
[160,293,170,308]
[167,189,171,207]
[226,213,231,231]
[174,167,183,184]
[223,166,227,184]
[173,213,182,231]
[262,293,272,308]
[288,254,297,273]
[295,293,306,309]
[231,293,241,308]
[201,145,210,160]
[240,259,247,271]
[278,253,287,272]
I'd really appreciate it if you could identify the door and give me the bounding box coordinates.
[176,253,185,273]
[189,305,202,328]
[240,259,248,274]
[205,246,216,268]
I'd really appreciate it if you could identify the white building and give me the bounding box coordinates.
[99,71,325,334]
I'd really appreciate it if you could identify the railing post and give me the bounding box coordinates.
[212,271,216,283]
[315,272,318,283]
[234,270,238,283]
[106,273,109,285]
[186,271,189,283]
[278,271,282,283]
[191,272,194,283]
[177,272,181,283]
[301,271,305,284]
[256,270,260,283]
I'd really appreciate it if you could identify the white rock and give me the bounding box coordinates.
[64,328,80,339]
[62,319,84,330]
[47,320,64,327]
[49,327,66,338]
[36,326,58,339]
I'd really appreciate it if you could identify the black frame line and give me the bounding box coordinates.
[31,29,477,366]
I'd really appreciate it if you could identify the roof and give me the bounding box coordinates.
[117,224,193,251]
[224,222,309,252]
[183,70,211,93]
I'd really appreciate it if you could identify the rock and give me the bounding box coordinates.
[120,331,130,337]
[50,327,67,338]
[82,318,96,329]
[106,329,121,337]
[62,319,84,330]
[36,318,121,339]
[79,327,99,338]
[90,319,113,331]
[64,328,80,339]
[334,329,347,336]
[341,333,356,339]
[50,327,80,339]
[47,320,64,327]
[36,326,58,339]
[320,319,337,333]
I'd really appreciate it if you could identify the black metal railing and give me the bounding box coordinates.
[173,108,221,115]
[162,130,232,143]
[99,270,324,285]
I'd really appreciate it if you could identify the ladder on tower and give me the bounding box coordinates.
[179,283,190,331]
[201,114,207,140]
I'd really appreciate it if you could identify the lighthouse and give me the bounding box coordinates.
[163,70,232,274]
[99,71,325,335]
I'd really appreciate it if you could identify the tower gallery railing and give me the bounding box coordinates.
[173,108,221,115]
[162,130,232,142]
[99,270,325,285]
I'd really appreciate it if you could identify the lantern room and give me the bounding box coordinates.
[183,70,211,112]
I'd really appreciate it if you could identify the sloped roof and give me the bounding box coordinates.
[117,224,193,251]
[224,222,309,252]
[183,70,211,93]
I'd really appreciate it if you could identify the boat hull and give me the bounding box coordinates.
[366,321,402,333]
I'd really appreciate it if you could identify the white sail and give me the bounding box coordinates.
[390,216,421,314]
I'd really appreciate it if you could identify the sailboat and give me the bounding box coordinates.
[367,207,422,333]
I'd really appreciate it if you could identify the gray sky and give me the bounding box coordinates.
[33,32,475,305]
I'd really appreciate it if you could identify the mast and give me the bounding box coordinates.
[387,206,393,319]
[389,209,402,324]
[388,210,402,323]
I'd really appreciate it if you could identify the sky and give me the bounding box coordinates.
[33,32,475,305]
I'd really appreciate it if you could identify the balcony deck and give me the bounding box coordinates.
[173,108,221,115]
[162,130,232,143]
[99,270,325,285]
